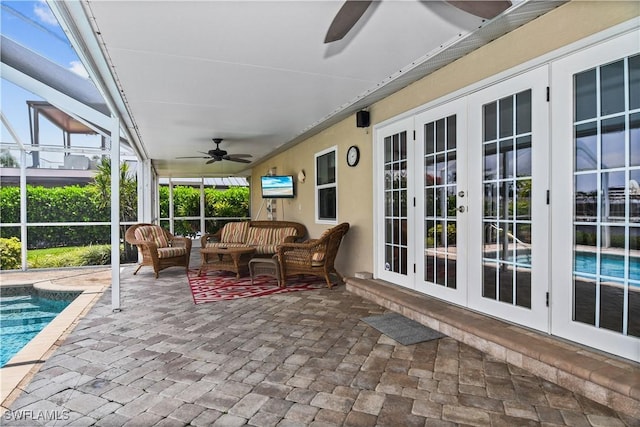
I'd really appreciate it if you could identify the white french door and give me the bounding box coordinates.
[376,67,550,333]
[551,31,640,361]
[375,27,640,360]
[375,117,416,289]
[415,99,468,305]
[466,66,550,332]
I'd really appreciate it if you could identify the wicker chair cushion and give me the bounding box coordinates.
[220,221,249,243]
[272,227,297,243]
[246,227,296,246]
[157,247,188,258]
[134,225,169,248]
[205,242,249,249]
[245,226,297,255]
[311,252,326,265]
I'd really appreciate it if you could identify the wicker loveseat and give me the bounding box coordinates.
[125,223,192,278]
[200,220,307,256]
[277,222,350,289]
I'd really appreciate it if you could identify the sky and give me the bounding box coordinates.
[1,0,100,167]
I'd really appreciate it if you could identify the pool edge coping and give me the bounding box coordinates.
[0,280,108,411]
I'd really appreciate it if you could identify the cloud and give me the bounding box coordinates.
[69,61,89,79]
[34,1,58,26]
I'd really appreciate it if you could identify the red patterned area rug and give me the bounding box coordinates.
[187,269,327,304]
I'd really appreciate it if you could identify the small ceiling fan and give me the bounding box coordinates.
[324,0,512,43]
[178,138,252,164]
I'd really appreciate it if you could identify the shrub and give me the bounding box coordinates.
[0,237,21,270]
[78,245,112,265]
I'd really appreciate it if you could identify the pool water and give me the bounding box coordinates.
[510,252,639,281]
[0,294,74,367]
[574,252,640,281]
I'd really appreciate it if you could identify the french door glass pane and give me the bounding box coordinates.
[384,133,408,275]
[600,59,625,116]
[630,54,640,110]
[575,68,597,121]
[575,122,598,171]
[631,113,640,166]
[482,90,532,308]
[573,55,640,338]
[424,116,457,288]
[602,116,625,168]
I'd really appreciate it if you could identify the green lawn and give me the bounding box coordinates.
[28,245,112,268]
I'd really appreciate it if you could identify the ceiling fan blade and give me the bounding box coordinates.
[176,156,210,159]
[324,0,373,43]
[225,157,252,164]
[206,158,219,164]
[228,153,252,158]
[446,0,511,19]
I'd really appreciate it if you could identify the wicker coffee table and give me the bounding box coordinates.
[248,257,282,287]
[199,246,256,278]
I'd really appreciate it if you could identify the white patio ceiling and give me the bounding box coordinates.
[57,0,563,177]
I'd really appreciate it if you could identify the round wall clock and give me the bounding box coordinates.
[346,145,360,167]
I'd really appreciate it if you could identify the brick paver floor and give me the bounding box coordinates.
[2,263,639,426]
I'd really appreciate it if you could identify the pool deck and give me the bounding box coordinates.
[0,258,639,426]
[0,268,110,410]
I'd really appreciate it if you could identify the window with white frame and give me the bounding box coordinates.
[315,146,337,223]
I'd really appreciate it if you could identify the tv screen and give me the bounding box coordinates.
[261,175,295,198]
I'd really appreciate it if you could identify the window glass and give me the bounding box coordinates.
[575,68,597,122]
[315,147,337,222]
[316,151,335,186]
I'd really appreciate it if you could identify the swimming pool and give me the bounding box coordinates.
[0,290,78,367]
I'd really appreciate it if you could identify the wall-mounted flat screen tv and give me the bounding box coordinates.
[261,175,295,198]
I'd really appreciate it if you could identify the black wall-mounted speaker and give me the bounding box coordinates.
[356,110,370,128]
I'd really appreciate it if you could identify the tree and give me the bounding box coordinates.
[90,158,138,261]
[0,150,19,167]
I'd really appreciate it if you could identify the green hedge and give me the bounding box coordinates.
[1,185,250,248]
[160,186,250,236]
[0,185,110,248]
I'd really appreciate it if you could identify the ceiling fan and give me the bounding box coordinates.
[178,138,252,164]
[324,0,512,43]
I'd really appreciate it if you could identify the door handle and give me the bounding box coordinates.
[457,206,466,213]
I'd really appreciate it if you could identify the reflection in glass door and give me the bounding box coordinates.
[482,90,533,308]
[416,100,467,304]
[572,54,640,337]
[383,131,409,276]
[424,116,458,289]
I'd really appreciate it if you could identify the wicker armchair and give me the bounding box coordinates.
[125,223,192,278]
[277,222,350,289]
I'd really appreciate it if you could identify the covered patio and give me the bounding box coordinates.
[1,253,637,426]
[2,1,639,424]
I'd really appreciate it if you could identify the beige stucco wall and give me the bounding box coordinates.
[251,1,639,279]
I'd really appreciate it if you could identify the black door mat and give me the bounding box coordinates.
[361,312,447,345]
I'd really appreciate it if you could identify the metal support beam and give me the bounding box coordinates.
[20,150,27,271]
[111,116,121,312]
